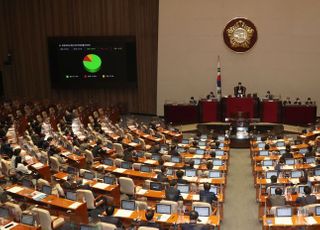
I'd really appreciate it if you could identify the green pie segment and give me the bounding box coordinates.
[83,54,102,73]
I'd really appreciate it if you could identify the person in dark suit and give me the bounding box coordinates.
[92,139,106,158]
[100,205,123,228]
[199,183,218,205]
[234,82,246,97]
[157,166,169,182]
[181,210,210,230]
[296,186,317,205]
[139,209,160,229]
[165,180,181,201]
[175,170,188,184]
[184,160,194,170]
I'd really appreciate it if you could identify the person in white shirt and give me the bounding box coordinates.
[14,156,32,175]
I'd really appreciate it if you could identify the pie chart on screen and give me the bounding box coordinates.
[83,54,102,73]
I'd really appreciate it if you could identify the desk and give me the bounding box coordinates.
[199,100,220,122]
[0,218,39,230]
[261,100,282,123]
[262,215,320,230]
[5,185,88,224]
[282,105,317,125]
[222,97,259,119]
[164,104,199,124]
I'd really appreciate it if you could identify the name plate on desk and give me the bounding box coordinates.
[7,186,24,194]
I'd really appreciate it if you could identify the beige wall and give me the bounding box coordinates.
[157,0,320,116]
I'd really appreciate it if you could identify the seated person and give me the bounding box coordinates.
[267,188,285,207]
[184,160,194,170]
[181,210,210,230]
[139,209,160,229]
[189,97,197,105]
[200,183,218,204]
[305,97,314,105]
[175,170,188,184]
[100,205,123,228]
[275,158,285,171]
[233,82,246,97]
[165,180,181,201]
[294,97,302,105]
[265,91,272,100]
[14,156,32,175]
[283,97,291,105]
[157,166,168,182]
[304,145,316,158]
[296,186,317,205]
[92,139,106,158]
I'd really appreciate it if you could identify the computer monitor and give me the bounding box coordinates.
[133,139,140,144]
[256,136,262,141]
[291,170,303,178]
[177,148,185,153]
[140,165,151,173]
[208,170,222,178]
[21,214,35,226]
[209,186,218,194]
[156,204,171,214]
[217,136,225,141]
[200,135,208,140]
[166,168,174,176]
[193,158,201,165]
[0,207,10,218]
[42,185,52,195]
[298,186,307,194]
[219,143,224,148]
[67,166,77,175]
[299,148,308,154]
[306,157,315,164]
[66,191,77,201]
[266,171,278,179]
[80,225,98,230]
[120,161,132,169]
[103,158,113,166]
[257,142,265,148]
[198,141,206,147]
[276,207,292,217]
[276,141,285,147]
[185,169,197,177]
[150,182,162,191]
[106,143,113,149]
[279,149,286,155]
[181,139,189,144]
[194,207,210,217]
[285,158,295,165]
[151,154,161,160]
[213,159,223,166]
[121,200,136,210]
[270,186,284,195]
[83,171,95,180]
[259,150,269,156]
[103,176,115,184]
[171,156,181,163]
[177,184,189,194]
[315,206,320,216]
[215,150,224,156]
[195,149,205,155]
[315,169,320,176]
[262,160,273,167]
[22,179,33,188]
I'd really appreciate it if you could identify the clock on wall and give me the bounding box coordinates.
[223,17,257,52]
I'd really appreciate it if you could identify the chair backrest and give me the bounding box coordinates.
[137,227,159,230]
[138,138,146,149]
[1,159,11,176]
[37,178,50,187]
[49,156,60,172]
[132,163,142,171]
[5,202,22,221]
[159,200,178,214]
[32,207,52,230]
[119,177,135,195]
[97,222,117,230]
[113,143,124,156]
[192,202,212,216]
[79,169,91,177]
[84,150,94,163]
[135,201,148,210]
[114,158,124,167]
[76,189,95,209]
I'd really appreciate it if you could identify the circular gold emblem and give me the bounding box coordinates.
[223,18,257,52]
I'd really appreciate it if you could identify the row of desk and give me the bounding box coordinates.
[164,98,317,125]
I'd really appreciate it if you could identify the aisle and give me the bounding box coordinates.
[222,149,261,230]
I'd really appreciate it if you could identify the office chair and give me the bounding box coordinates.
[97,222,117,230]
[192,202,212,215]
[113,143,124,157]
[138,227,159,230]
[119,177,139,198]
[32,207,65,230]
[76,189,104,210]
[5,201,22,221]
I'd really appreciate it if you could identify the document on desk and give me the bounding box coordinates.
[92,183,109,190]
[181,193,189,199]
[113,168,127,173]
[145,159,157,164]
[114,209,133,218]
[31,192,47,201]
[60,151,72,157]
[199,178,212,183]
[129,143,138,147]
[265,179,271,184]
[7,186,24,194]
[274,217,293,225]
[198,217,209,224]
[289,178,300,184]
[182,176,197,182]
[82,179,89,185]
[68,202,82,209]
[136,189,147,195]
[281,165,294,170]
[305,216,317,225]
[164,162,175,167]
[157,214,171,222]
[32,162,44,169]
[192,194,200,201]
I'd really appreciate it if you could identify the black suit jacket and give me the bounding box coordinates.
[100,216,122,228]
[165,186,181,201]
[157,173,168,182]
[181,223,211,230]
[199,190,217,204]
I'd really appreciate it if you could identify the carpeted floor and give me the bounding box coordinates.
[221,148,261,230]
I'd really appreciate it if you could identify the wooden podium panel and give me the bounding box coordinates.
[199,100,219,122]
[260,100,282,123]
[282,105,317,125]
[164,104,199,124]
[222,97,258,119]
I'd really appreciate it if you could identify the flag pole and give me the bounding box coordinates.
[216,55,222,101]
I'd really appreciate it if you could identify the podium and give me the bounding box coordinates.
[282,105,317,125]
[260,100,282,123]
[222,97,259,120]
[164,104,199,124]
[199,100,219,122]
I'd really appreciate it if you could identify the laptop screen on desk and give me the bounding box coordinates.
[177,184,189,194]
[213,159,223,166]
[306,157,315,164]
[215,150,224,156]
[209,170,221,178]
[66,191,77,201]
[259,150,269,156]
[276,207,292,217]
[298,186,307,194]
[299,148,308,154]
[156,204,171,214]
[67,166,77,174]
[103,176,115,185]
[185,169,196,177]
[171,156,181,163]
[151,154,161,160]
[315,169,320,176]
[80,225,98,230]
[121,200,135,210]
[262,160,273,166]
[103,158,113,166]
[285,158,295,165]
[0,207,10,218]
[291,170,303,178]
[270,186,283,195]
[177,148,185,153]
[120,161,132,169]
[195,149,205,155]
[193,158,201,165]
[209,186,218,194]
[194,207,210,217]
[150,182,162,191]
[315,206,320,216]
[166,168,174,176]
[22,179,33,188]
[83,171,95,180]
[276,141,285,147]
[279,149,286,155]
[266,171,278,179]
[42,185,52,195]
[21,214,35,226]
[181,139,189,144]
[140,165,151,173]
[198,141,206,147]
[257,142,265,148]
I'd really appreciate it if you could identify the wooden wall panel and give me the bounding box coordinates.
[0,0,159,114]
